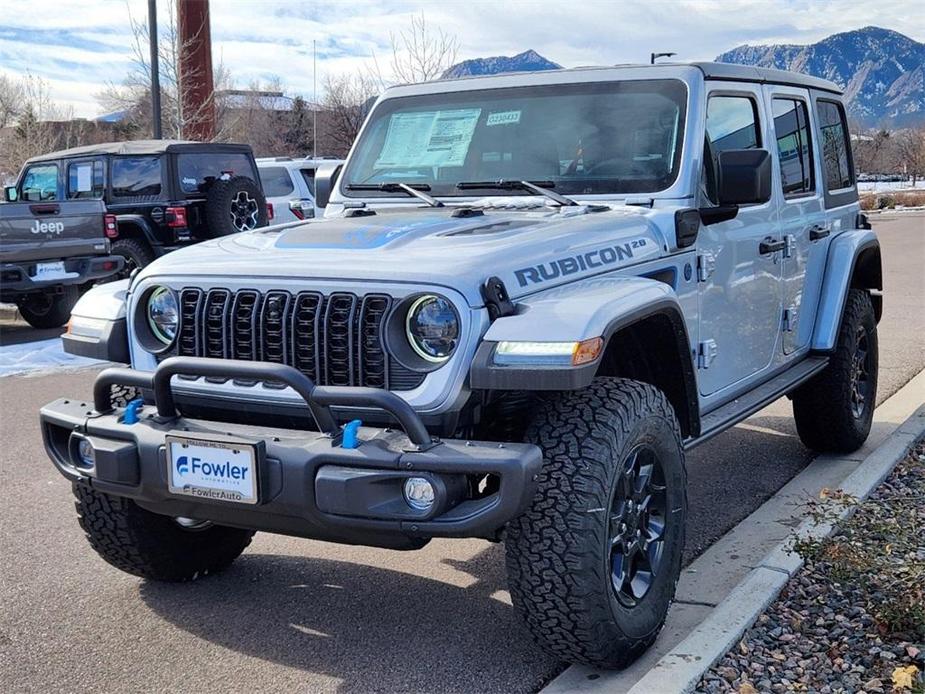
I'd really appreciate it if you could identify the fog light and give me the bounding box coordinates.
[403,477,435,510]
[76,438,94,468]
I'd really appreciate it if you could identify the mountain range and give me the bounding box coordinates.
[441,49,561,79]
[440,27,923,128]
[716,26,925,128]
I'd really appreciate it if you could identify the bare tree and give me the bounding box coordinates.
[892,128,925,185]
[218,77,315,157]
[387,12,459,84]
[0,74,23,130]
[0,73,78,180]
[321,72,379,156]
[96,0,229,140]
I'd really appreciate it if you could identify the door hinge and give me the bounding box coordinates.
[783,307,797,332]
[697,339,718,369]
[783,234,795,259]
[696,252,716,282]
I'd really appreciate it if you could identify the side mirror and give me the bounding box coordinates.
[716,149,771,206]
[313,163,343,209]
[4,186,18,202]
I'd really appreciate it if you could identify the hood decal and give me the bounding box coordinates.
[276,215,456,249]
[514,237,651,287]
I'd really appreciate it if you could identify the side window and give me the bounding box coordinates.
[706,96,761,152]
[258,166,295,197]
[299,168,316,196]
[111,157,162,197]
[772,98,814,197]
[67,160,105,199]
[703,94,761,203]
[817,100,853,191]
[20,164,58,201]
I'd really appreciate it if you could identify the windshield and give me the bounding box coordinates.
[342,79,687,198]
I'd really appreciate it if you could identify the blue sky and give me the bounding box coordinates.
[2,0,923,119]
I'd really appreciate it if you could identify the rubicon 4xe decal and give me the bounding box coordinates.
[514,238,648,287]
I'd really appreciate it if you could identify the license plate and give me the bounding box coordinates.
[34,261,67,279]
[166,435,259,504]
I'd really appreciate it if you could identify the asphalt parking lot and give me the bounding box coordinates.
[1,213,923,693]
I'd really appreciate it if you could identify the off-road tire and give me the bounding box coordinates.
[204,175,267,236]
[505,378,687,668]
[73,481,254,581]
[18,285,79,329]
[110,237,155,280]
[792,289,878,453]
[109,384,141,408]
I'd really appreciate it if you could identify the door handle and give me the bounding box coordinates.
[30,203,60,216]
[759,237,786,255]
[808,224,830,241]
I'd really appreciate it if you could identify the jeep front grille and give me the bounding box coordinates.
[173,288,425,391]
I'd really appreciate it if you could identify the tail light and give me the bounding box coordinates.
[103,214,118,239]
[166,206,188,228]
[267,203,274,221]
[289,199,315,220]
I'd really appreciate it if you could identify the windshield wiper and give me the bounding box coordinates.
[345,182,444,207]
[455,179,578,207]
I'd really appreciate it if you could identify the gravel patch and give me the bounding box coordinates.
[696,439,925,694]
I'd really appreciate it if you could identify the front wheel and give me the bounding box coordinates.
[74,481,254,581]
[792,289,878,453]
[505,378,687,668]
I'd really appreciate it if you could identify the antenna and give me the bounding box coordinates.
[650,52,677,65]
[313,39,317,159]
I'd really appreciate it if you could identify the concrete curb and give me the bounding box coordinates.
[627,403,925,694]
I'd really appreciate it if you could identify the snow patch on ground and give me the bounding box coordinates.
[858,181,925,192]
[0,338,102,378]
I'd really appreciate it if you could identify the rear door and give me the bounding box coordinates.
[764,86,828,355]
[697,84,782,396]
[813,96,859,236]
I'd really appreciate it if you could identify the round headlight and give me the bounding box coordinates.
[405,295,459,363]
[147,286,178,345]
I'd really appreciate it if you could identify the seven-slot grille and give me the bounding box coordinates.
[173,288,425,390]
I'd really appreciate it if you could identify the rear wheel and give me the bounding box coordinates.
[505,378,687,668]
[792,289,878,453]
[73,481,254,581]
[204,175,267,236]
[109,237,155,281]
[17,285,79,329]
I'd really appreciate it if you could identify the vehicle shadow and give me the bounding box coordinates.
[0,316,62,346]
[138,542,558,693]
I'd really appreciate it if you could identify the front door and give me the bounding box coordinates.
[697,85,782,396]
[765,87,828,355]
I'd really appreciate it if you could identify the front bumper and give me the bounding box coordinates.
[0,255,124,293]
[40,357,541,549]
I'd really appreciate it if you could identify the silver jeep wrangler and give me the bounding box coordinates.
[42,62,880,668]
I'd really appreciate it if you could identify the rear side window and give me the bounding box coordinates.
[67,160,105,199]
[817,100,853,190]
[177,152,256,195]
[111,157,162,197]
[259,166,295,197]
[299,168,316,196]
[706,95,761,152]
[20,164,58,201]
[772,98,814,197]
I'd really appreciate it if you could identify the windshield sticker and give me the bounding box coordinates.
[375,109,481,169]
[486,110,521,127]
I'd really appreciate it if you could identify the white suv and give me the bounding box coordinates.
[256,156,344,224]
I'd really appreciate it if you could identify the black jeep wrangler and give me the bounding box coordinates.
[14,141,269,279]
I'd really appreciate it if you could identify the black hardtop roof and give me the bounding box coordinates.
[25,139,255,164]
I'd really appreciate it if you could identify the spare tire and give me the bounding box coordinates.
[204,175,268,237]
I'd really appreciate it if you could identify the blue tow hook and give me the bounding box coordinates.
[122,398,144,425]
[341,419,362,449]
